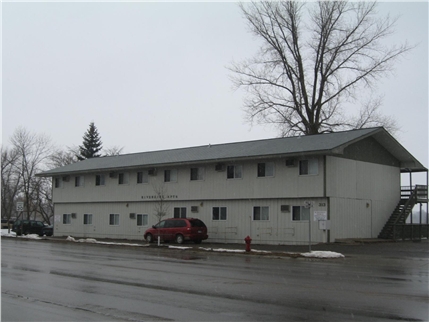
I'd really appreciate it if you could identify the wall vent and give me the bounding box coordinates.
[71,213,77,219]
[129,213,136,219]
[191,206,199,213]
[280,205,290,213]
[215,163,225,171]
[285,159,296,167]
[148,168,157,176]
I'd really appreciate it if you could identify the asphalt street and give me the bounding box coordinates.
[1,237,428,322]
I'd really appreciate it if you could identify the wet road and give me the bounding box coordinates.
[1,238,428,321]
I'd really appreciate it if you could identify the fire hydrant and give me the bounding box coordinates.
[244,235,252,252]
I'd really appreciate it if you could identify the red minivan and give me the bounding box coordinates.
[144,218,208,244]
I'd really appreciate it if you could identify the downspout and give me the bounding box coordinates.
[324,155,330,243]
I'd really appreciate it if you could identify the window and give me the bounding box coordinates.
[212,207,227,221]
[75,176,84,187]
[173,207,187,218]
[83,214,93,225]
[63,214,71,224]
[190,167,204,181]
[299,159,318,175]
[164,169,177,182]
[137,214,148,226]
[257,162,274,177]
[109,214,120,225]
[253,206,269,221]
[137,171,149,184]
[96,174,105,186]
[227,165,242,179]
[118,173,129,185]
[54,178,62,188]
[166,219,187,228]
[292,206,310,221]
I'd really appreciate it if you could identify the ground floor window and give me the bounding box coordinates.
[173,207,187,218]
[212,207,227,220]
[109,214,120,225]
[84,214,93,225]
[63,214,71,224]
[292,206,310,221]
[253,206,269,221]
[137,214,148,226]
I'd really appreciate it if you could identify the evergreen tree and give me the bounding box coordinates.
[77,122,103,160]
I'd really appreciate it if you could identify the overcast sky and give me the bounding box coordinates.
[2,1,428,175]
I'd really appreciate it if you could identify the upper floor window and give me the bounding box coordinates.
[227,165,242,179]
[257,162,274,177]
[118,172,129,185]
[253,206,269,221]
[137,171,149,184]
[75,176,84,187]
[164,169,177,183]
[95,174,105,186]
[190,167,205,181]
[292,206,310,221]
[299,159,318,175]
[54,177,62,188]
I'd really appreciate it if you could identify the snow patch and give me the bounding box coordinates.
[66,236,147,247]
[212,248,246,253]
[168,246,192,250]
[1,229,16,237]
[1,229,41,239]
[20,234,42,240]
[300,251,345,258]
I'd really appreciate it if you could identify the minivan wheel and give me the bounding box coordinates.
[175,234,184,244]
[146,233,153,243]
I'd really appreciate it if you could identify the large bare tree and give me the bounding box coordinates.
[229,1,411,136]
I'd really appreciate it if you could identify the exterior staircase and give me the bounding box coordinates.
[378,185,428,240]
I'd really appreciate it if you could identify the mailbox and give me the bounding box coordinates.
[319,220,331,230]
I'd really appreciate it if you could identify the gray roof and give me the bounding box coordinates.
[37,127,426,177]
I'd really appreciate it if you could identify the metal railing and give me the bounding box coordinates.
[393,185,428,241]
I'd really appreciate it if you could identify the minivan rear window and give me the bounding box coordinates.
[190,219,206,228]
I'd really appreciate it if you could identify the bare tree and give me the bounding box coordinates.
[104,146,124,156]
[10,127,53,220]
[152,183,170,223]
[1,146,22,227]
[33,176,54,225]
[49,146,79,168]
[229,1,412,136]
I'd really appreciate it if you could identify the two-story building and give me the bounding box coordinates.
[37,127,427,244]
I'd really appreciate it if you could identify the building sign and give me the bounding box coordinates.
[313,210,328,221]
[141,195,178,200]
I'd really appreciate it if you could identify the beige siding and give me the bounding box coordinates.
[326,156,400,240]
[53,157,325,203]
[54,197,329,245]
[51,155,402,244]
